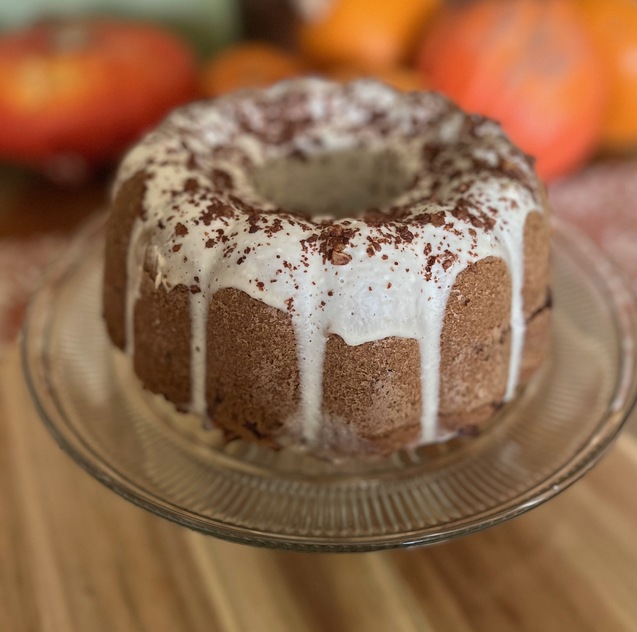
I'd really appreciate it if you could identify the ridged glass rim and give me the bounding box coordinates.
[21,215,637,552]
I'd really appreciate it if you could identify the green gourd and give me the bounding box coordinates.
[0,0,241,55]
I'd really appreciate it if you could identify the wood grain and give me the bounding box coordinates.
[2,345,637,632]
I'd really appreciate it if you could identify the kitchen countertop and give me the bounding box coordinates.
[1,165,636,632]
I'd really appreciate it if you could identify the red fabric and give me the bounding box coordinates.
[0,236,66,349]
[549,160,637,282]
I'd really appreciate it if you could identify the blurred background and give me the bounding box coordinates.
[0,0,636,342]
[2,0,635,178]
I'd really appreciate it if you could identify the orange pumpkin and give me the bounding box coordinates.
[418,0,607,181]
[298,0,441,71]
[200,42,307,97]
[0,19,198,170]
[578,0,637,151]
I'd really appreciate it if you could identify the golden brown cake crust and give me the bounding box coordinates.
[103,170,147,350]
[109,217,550,455]
[102,79,551,457]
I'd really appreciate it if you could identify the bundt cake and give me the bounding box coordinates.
[103,78,551,457]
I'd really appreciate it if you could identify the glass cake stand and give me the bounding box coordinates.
[21,217,637,552]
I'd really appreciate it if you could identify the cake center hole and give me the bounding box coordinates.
[251,148,414,218]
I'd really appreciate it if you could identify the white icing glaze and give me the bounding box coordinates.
[113,79,544,449]
[124,220,146,355]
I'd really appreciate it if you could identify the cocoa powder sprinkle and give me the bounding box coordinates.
[331,251,352,265]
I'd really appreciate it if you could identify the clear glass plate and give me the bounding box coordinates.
[21,217,637,552]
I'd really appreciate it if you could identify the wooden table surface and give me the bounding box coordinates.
[1,166,637,632]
